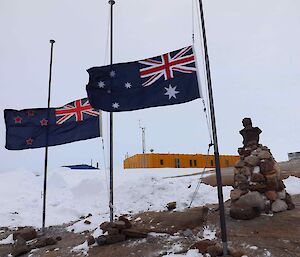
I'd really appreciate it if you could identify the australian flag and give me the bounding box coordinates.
[86,46,201,112]
[4,98,101,150]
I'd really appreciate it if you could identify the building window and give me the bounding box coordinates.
[175,158,180,168]
[210,160,214,166]
[194,160,197,166]
[160,159,164,165]
[189,160,193,167]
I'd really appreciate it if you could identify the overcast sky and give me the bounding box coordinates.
[1,0,300,172]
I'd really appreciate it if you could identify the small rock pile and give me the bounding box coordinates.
[95,216,148,246]
[230,144,295,220]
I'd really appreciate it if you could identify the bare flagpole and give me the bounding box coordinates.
[198,0,228,255]
[42,39,55,230]
[108,0,115,223]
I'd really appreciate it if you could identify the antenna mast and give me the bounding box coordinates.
[139,120,146,154]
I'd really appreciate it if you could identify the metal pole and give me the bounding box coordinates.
[42,39,55,230]
[109,0,115,223]
[198,0,228,255]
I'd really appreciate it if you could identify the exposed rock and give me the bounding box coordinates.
[234,174,248,184]
[111,221,126,229]
[265,191,277,201]
[166,201,177,211]
[87,235,95,246]
[190,239,215,253]
[121,228,148,238]
[33,237,57,248]
[234,160,245,168]
[107,228,119,235]
[258,150,271,160]
[272,199,288,213]
[277,190,286,200]
[12,237,30,257]
[285,193,296,210]
[260,160,275,173]
[249,183,267,193]
[84,220,91,225]
[251,173,265,183]
[56,236,62,241]
[230,205,260,220]
[235,191,265,211]
[230,189,244,201]
[95,235,106,246]
[244,155,259,167]
[229,248,246,257]
[13,227,37,241]
[207,243,223,257]
[100,221,111,233]
[105,234,126,244]
[118,216,132,229]
[182,229,193,237]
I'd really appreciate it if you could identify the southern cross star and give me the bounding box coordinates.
[164,84,179,99]
[97,81,105,88]
[112,102,119,109]
[125,82,132,89]
[110,70,116,77]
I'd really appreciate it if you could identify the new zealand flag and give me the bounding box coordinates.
[4,98,101,150]
[86,46,201,112]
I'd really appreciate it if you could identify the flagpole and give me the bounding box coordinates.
[198,0,228,255]
[42,39,55,230]
[109,0,115,223]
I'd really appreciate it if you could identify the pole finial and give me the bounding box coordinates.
[50,39,55,44]
[108,0,115,5]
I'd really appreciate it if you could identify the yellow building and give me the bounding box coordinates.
[124,153,239,169]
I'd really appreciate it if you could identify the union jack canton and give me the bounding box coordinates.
[55,98,99,125]
[139,46,197,87]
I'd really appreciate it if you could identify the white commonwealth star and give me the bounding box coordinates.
[164,84,179,99]
[110,70,116,77]
[125,82,132,89]
[97,81,105,88]
[112,102,119,109]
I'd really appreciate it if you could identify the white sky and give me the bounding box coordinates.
[1,0,300,171]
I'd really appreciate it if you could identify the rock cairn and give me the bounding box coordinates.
[230,118,295,220]
[96,216,147,246]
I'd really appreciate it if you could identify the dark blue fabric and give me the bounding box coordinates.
[4,98,100,150]
[86,46,200,112]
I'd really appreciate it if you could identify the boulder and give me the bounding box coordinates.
[12,237,31,257]
[285,193,295,210]
[105,234,126,244]
[190,239,215,254]
[240,166,252,177]
[84,220,91,225]
[95,235,106,246]
[265,191,277,201]
[107,228,119,235]
[251,173,265,183]
[260,159,274,173]
[244,155,259,167]
[272,199,288,213]
[258,150,271,160]
[249,183,267,193]
[111,221,126,229]
[100,221,111,233]
[230,189,244,201]
[230,205,260,220]
[207,243,223,257]
[234,160,245,168]
[277,190,286,200]
[33,237,57,248]
[13,227,37,241]
[87,235,95,246]
[121,228,148,238]
[118,216,132,229]
[235,191,265,211]
[166,201,177,211]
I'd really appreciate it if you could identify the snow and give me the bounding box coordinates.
[0,167,299,232]
[0,234,14,245]
[162,249,203,257]
[71,241,89,256]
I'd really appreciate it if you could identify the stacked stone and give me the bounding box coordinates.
[96,216,148,245]
[230,144,295,220]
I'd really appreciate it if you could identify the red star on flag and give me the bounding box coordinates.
[14,116,22,124]
[26,138,33,145]
[27,110,34,116]
[40,119,48,126]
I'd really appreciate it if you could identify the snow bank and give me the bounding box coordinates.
[0,167,299,229]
